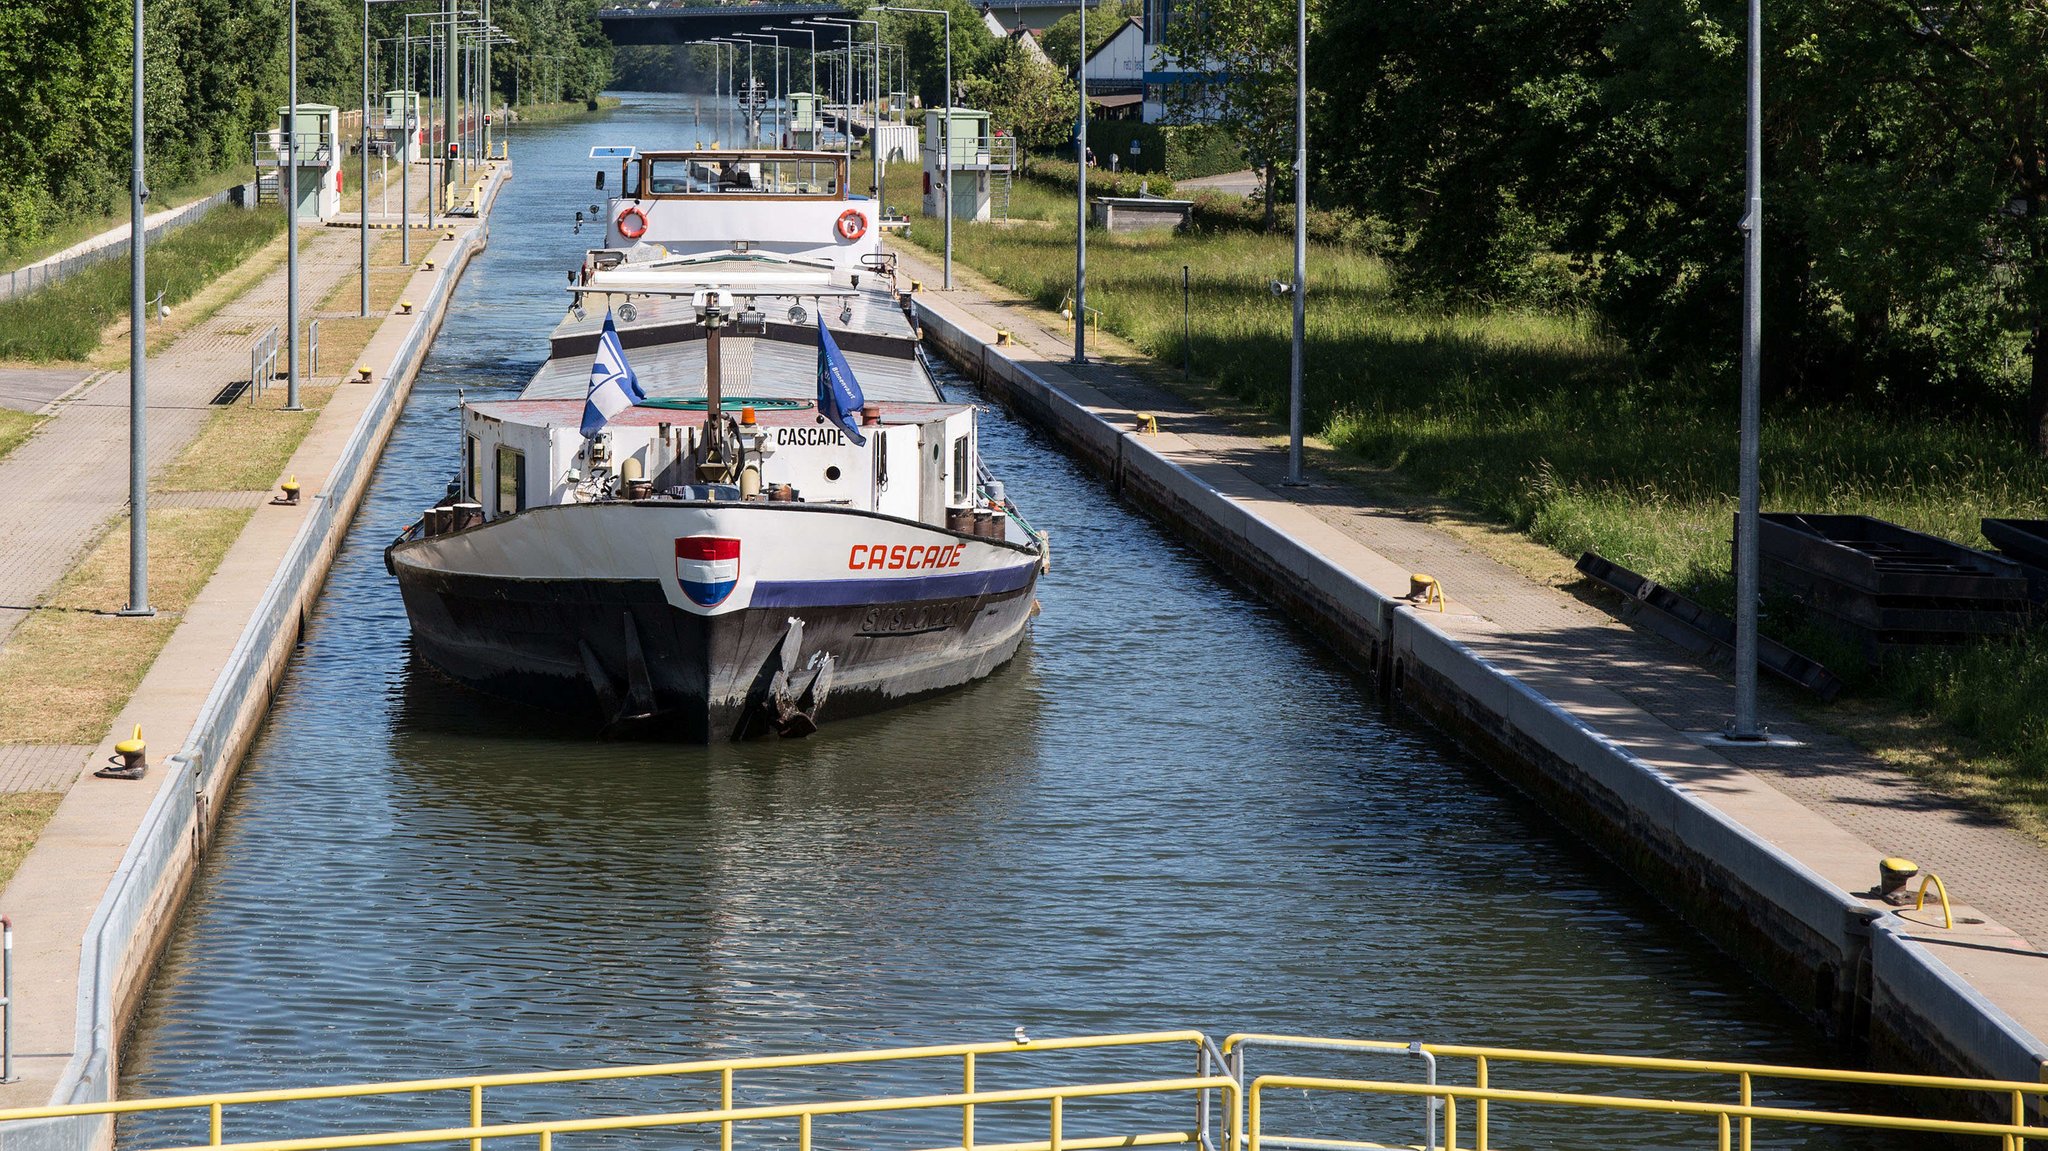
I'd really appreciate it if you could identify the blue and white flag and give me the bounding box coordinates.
[817,316,868,446]
[581,311,645,438]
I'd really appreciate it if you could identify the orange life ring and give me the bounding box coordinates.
[617,206,649,240]
[835,209,868,241]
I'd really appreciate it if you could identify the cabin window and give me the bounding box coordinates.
[495,445,526,516]
[951,437,969,503]
[464,434,481,501]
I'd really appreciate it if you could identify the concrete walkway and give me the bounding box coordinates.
[0,164,503,1111]
[1176,169,1259,198]
[892,244,2048,1054]
[0,226,356,656]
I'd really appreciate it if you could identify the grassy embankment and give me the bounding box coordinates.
[0,207,286,362]
[0,168,254,272]
[511,95,623,124]
[0,225,427,884]
[885,163,2048,836]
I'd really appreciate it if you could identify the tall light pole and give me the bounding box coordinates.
[1729,0,1766,740]
[284,0,303,412]
[737,34,787,142]
[875,4,951,289]
[798,20,856,159]
[815,17,881,200]
[121,0,151,617]
[1283,0,1306,484]
[1072,0,1087,364]
[767,24,819,119]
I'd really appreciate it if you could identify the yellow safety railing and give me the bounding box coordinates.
[1226,1034,2048,1151]
[1247,1075,2047,1151]
[1917,872,1956,929]
[0,1032,1226,1151]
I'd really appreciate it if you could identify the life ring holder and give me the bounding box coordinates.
[617,206,649,240]
[836,209,868,242]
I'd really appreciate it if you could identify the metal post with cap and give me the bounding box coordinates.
[1729,0,1765,741]
[1072,0,1087,365]
[121,0,152,616]
[1282,0,1307,485]
[872,4,951,289]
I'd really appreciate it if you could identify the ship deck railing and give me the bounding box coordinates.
[0,1030,2043,1151]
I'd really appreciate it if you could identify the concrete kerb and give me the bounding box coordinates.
[911,291,2048,1090]
[7,165,507,1151]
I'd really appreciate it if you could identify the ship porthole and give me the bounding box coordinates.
[825,466,842,481]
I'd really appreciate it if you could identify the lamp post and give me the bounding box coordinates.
[121,0,152,616]
[1072,0,1087,364]
[766,24,819,123]
[736,34,788,142]
[1729,0,1766,741]
[284,0,303,412]
[362,0,421,320]
[1283,0,1306,484]
[874,4,951,289]
[814,16,881,199]
[797,20,856,159]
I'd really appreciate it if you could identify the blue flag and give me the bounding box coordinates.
[582,311,645,438]
[816,316,868,446]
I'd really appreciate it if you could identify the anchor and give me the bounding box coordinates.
[756,617,835,738]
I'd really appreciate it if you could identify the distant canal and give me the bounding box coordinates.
[120,93,1886,1150]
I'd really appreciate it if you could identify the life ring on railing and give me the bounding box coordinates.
[616,206,649,240]
[835,209,868,242]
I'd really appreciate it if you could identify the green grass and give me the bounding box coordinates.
[510,96,622,124]
[0,207,285,362]
[1,168,252,271]
[885,162,2048,829]
[0,408,43,462]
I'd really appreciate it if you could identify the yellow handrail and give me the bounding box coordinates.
[1917,872,1956,929]
[0,1030,1208,1124]
[141,1076,1239,1151]
[1248,1075,2047,1149]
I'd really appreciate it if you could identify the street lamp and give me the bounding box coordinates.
[814,16,882,201]
[1283,0,1305,484]
[873,4,952,289]
[121,0,152,616]
[1072,0,1087,364]
[284,0,303,412]
[363,0,423,320]
[765,24,820,119]
[736,34,788,142]
[1729,0,1766,741]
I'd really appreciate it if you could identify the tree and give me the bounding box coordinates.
[883,0,1002,108]
[1160,0,1305,229]
[1043,0,1137,74]
[959,40,1076,150]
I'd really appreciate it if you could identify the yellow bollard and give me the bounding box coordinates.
[1408,573,1445,611]
[96,726,148,780]
[1134,412,1159,435]
[275,475,301,506]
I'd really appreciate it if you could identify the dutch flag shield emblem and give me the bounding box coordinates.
[675,536,740,607]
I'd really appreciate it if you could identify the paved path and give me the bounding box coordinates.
[1176,169,1259,198]
[892,245,2048,1048]
[0,368,95,414]
[0,226,360,655]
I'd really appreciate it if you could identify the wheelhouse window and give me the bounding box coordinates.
[495,445,525,516]
[951,436,969,503]
[465,434,481,502]
[641,156,842,197]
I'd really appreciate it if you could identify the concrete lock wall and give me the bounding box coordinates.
[913,294,2048,1107]
[4,173,506,1151]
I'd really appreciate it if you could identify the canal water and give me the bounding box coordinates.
[120,94,1886,1150]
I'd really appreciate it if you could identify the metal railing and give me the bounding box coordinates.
[0,1033,1229,1151]
[1246,1075,2048,1151]
[1224,1033,2048,1151]
[249,324,281,402]
[6,1031,2048,1151]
